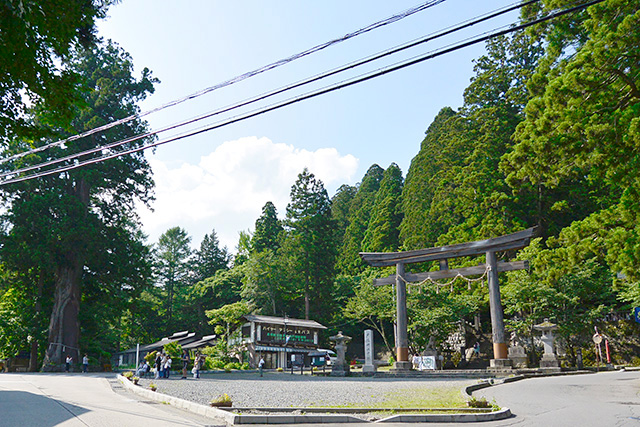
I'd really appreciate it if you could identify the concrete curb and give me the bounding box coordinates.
[118,374,512,424]
[117,375,236,424]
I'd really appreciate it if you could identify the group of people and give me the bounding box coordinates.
[64,354,90,373]
[153,351,173,379]
[137,349,204,380]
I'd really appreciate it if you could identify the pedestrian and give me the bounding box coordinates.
[193,352,201,379]
[154,352,162,379]
[82,354,89,373]
[65,355,72,372]
[412,353,420,370]
[258,356,265,377]
[181,350,190,379]
[164,355,172,378]
[473,342,480,358]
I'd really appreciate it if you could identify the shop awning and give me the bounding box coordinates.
[255,345,313,353]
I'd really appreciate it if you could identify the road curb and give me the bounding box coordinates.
[117,374,512,424]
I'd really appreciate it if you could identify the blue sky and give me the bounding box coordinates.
[95,0,521,251]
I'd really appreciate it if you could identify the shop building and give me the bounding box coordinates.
[240,315,327,369]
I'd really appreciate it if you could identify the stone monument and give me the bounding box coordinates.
[534,318,560,370]
[329,331,352,376]
[363,329,376,373]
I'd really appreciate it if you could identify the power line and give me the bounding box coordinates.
[0,0,604,186]
[0,0,446,166]
[0,0,537,180]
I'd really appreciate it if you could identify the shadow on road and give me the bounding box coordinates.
[0,390,89,426]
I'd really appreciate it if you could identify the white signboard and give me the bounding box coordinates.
[417,356,436,371]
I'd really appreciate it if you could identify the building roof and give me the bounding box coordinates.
[243,314,326,329]
[182,334,217,350]
[119,332,199,354]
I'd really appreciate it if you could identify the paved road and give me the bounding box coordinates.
[1,370,639,426]
[473,370,640,427]
[0,373,223,426]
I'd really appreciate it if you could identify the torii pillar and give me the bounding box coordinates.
[486,250,509,367]
[394,262,412,370]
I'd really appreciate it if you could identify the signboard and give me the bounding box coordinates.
[260,323,315,345]
[417,356,436,371]
[634,307,640,324]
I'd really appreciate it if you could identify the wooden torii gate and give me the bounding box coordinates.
[359,227,537,370]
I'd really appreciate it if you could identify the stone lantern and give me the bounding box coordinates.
[329,331,351,376]
[534,318,560,370]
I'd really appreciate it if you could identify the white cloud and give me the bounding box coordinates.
[138,136,358,251]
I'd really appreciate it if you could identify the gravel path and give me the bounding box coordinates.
[137,371,472,408]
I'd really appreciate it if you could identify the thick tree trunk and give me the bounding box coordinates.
[43,262,83,369]
[42,177,89,370]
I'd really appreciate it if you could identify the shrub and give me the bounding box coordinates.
[467,396,490,408]
[451,352,462,368]
[123,371,134,380]
[163,342,182,361]
[149,382,157,391]
[276,367,283,372]
[210,393,232,407]
[144,351,157,364]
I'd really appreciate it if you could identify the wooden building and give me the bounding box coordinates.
[240,315,326,369]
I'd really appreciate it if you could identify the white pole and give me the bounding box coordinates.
[135,343,140,370]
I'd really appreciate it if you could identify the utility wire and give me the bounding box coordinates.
[0,0,604,186]
[0,0,538,180]
[0,0,446,166]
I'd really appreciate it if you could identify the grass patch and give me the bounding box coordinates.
[377,386,467,408]
[307,386,467,409]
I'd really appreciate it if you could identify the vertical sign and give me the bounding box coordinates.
[364,329,373,366]
[363,329,376,373]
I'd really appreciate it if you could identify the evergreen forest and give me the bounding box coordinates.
[1,0,639,370]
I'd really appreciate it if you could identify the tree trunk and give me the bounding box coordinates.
[42,177,89,370]
[43,262,83,369]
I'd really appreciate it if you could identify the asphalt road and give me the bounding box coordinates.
[0,373,223,426]
[473,370,640,427]
[1,370,639,426]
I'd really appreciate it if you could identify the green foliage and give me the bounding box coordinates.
[0,0,111,142]
[362,163,404,253]
[163,342,182,361]
[338,165,384,274]
[251,202,283,253]
[0,40,157,366]
[282,168,338,321]
[154,226,192,332]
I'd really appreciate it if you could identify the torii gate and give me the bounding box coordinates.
[359,227,537,370]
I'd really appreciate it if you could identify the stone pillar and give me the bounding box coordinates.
[363,329,376,373]
[329,331,352,376]
[393,262,411,371]
[486,251,511,368]
[534,318,560,370]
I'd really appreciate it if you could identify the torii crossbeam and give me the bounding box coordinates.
[360,227,537,370]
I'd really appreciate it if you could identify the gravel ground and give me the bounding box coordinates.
[136,371,472,408]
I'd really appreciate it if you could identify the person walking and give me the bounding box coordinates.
[154,352,162,379]
[258,356,265,377]
[181,350,190,379]
[193,352,201,379]
[164,355,172,378]
[82,354,89,373]
[65,355,72,372]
